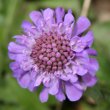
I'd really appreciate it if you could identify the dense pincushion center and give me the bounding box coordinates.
[31,36,73,72]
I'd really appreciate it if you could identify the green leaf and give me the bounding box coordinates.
[92,22,110,49]
[0,75,50,110]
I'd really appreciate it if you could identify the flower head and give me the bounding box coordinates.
[8,7,99,102]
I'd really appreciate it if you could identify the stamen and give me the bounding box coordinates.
[31,36,73,72]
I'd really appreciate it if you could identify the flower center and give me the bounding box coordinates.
[31,36,73,72]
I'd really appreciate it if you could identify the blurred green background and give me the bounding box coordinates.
[0,0,110,110]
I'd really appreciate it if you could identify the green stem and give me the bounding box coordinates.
[56,102,63,110]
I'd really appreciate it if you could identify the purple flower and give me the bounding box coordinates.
[8,7,99,102]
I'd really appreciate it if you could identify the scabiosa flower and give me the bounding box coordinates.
[8,7,99,102]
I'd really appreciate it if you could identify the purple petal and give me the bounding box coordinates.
[10,62,24,78]
[10,62,23,76]
[77,65,87,76]
[69,74,78,83]
[21,20,32,29]
[74,43,86,52]
[21,20,37,36]
[65,23,74,39]
[14,35,27,45]
[64,12,74,25]
[68,9,72,13]
[57,23,64,33]
[60,74,70,81]
[82,74,97,87]
[76,50,89,59]
[70,36,80,45]
[39,87,48,103]
[65,82,83,101]
[34,75,43,87]
[8,52,17,60]
[86,48,97,56]
[64,66,72,74]
[81,31,94,47]
[43,8,55,24]
[43,77,51,87]
[70,31,94,52]
[20,59,34,71]
[55,91,65,102]
[77,54,90,64]
[8,53,27,62]
[30,70,37,81]
[28,81,36,92]
[13,70,24,78]
[29,11,42,25]
[55,82,65,102]
[55,70,69,81]
[18,73,30,88]
[49,78,59,95]
[73,16,91,36]
[10,62,19,71]
[30,11,45,31]
[70,36,86,52]
[87,58,99,76]
[74,82,86,90]
[90,58,99,72]
[55,7,65,23]
[8,42,26,54]
[14,35,35,48]
[13,69,24,79]
[71,65,78,74]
